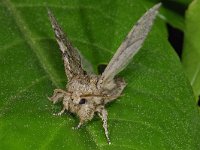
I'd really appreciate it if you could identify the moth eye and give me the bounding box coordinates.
[79,98,86,104]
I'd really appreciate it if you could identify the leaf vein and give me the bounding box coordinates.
[2,0,61,87]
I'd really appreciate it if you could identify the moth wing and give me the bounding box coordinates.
[98,3,161,86]
[48,10,85,81]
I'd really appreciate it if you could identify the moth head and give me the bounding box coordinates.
[71,93,87,105]
[71,93,103,106]
[80,95,103,106]
[78,98,87,104]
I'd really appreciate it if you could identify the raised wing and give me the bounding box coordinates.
[98,3,161,86]
[48,10,85,81]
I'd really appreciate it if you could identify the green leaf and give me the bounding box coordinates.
[182,0,200,101]
[150,0,191,31]
[0,0,199,149]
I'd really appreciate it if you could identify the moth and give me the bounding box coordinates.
[48,3,161,144]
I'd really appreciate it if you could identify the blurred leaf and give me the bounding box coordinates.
[161,7,185,30]
[182,0,200,101]
[149,0,190,31]
[0,0,200,149]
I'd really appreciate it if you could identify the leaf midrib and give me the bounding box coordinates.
[191,63,200,86]
[2,0,60,87]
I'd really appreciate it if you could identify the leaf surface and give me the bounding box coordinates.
[0,0,199,149]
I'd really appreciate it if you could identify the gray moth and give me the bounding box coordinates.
[48,3,161,144]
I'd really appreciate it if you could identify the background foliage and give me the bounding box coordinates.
[182,0,200,101]
[0,0,199,149]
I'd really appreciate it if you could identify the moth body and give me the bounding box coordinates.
[50,75,126,120]
[49,74,125,144]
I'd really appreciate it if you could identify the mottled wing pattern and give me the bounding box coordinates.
[48,10,85,81]
[99,3,161,86]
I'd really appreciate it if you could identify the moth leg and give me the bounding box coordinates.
[48,89,66,104]
[97,106,111,144]
[53,96,70,116]
[72,120,83,130]
[53,107,65,116]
